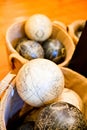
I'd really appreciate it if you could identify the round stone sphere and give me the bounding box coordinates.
[56,88,84,113]
[42,39,66,64]
[16,39,44,60]
[16,58,64,107]
[24,14,52,42]
[34,102,87,130]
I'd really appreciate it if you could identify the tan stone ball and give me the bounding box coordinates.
[56,88,84,113]
[16,58,64,107]
[24,14,52,42]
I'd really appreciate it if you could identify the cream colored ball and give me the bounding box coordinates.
[16,58,64,107]
[24,14,52,42]
[56,88,84,113]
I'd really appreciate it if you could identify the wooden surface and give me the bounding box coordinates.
[0,0,87,80]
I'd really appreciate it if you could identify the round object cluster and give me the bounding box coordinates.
[15,14,66,64]
[35,102,87,130]
[25,14,52,42]
[16,58,64,107]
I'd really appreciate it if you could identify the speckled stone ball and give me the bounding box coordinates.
[24,14,52,42]
[16,39,44,60]
[16,58,64,107]
[34,102,87,130]
[42,39,66,64]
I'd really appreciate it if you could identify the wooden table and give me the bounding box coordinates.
[0,0,87,80]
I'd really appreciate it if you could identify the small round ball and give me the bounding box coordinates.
[35,102,87,130]
[16,58,64,107]
[56,88,84,112]
[42,39,66,64]
[16,39,44,60]
[25,14,52,42]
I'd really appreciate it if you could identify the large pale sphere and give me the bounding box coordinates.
[24,14,52,42]
[16,58,64,107]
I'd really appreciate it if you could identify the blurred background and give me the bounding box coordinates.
[0,0,87,80]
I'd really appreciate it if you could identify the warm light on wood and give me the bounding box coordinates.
[0,0,87,80]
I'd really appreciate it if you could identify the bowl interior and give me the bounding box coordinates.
[6,20,27,53]
[67,20,86,45]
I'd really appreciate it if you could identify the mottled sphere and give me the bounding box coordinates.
[16,39,44,60]
[42,39,66,64]
[24,14,52,42]
[16,58,64,107]
[35,102,87,130]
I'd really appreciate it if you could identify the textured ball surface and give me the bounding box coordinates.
[35,102,87,130]
[25,14,52,42]
[16,58,64,107]
[16,39,44,60]
[42,38,66,64]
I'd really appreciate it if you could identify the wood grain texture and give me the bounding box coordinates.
[0,0,87,80]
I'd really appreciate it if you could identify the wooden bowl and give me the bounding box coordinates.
[0,67,87,130]
[67,20,86,45]
[6,18,75,73]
